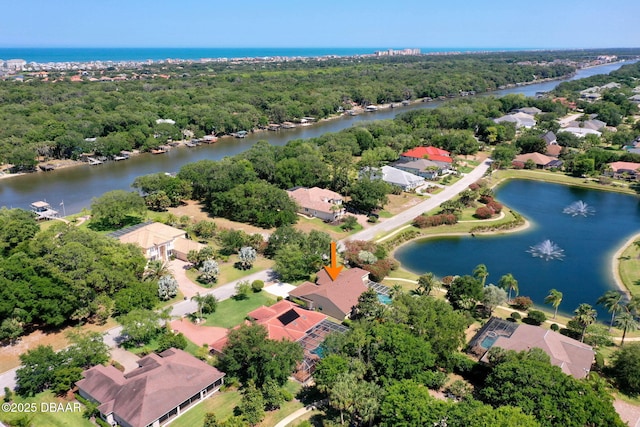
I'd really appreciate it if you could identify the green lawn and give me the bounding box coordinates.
[261,381,304,426]
[203,292,276,328]
[169,388,242,427]
[294,216,363,239]
[491,169,636,195]
[0,391,92,427]
[169,380,303,427]
[186,257,274,288]
[618,239,640,301]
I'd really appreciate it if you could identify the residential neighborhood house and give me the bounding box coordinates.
[393,158,443,179]
[512,106,541,115]
[607,161,640,180]
[513,152,563,169]
[558,127,602,138]
[540,131,562,157]
[209,299,348,381]
[400,146,453,169]
[363,165,425,191]
[287,186,345,222]
[470,317,595,379]
[113,221,205,262]
[493,112,536,129]
[288,267,371,320]
[76,348,225,427]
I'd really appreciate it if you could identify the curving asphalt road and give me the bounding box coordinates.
[0,161,492,393]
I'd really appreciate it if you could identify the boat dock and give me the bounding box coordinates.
[87,157,103,165]
[31,201,59,220]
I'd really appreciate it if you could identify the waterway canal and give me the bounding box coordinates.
[0,61,635,214]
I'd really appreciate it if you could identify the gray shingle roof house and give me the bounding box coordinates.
[392,158,442,179]
[76,348,225,427]
[513,107,542,116]
[542,131,557,145]
[494,112,536,129]
[365,165,425,190]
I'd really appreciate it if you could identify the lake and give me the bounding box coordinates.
[394,180,640,317]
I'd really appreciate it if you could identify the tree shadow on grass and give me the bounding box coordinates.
[87,215,144,232]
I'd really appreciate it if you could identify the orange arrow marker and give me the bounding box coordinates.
[324,241,343,281]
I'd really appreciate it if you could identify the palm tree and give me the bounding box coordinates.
[544,289,563,319]
[628,296,640,316]
[597,290,624,332]
[143,260,171,282]
[191,292,205,322]
[574,303,597,343]
[498,273,518,302]
[414,272,438,296]
[389,284,404,298]
[615,310,639,346]
[473,264,489,287]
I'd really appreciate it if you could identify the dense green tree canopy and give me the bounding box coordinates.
[90,190,146,229]
[480,350,624,427]
[610,343,640,396]
[219,324,303,387]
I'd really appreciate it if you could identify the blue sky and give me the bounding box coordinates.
[2,0,638,48]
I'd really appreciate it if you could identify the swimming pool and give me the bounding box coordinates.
[480,335,498,349]
[377,294,392,305]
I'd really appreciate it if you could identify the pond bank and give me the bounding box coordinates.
[390,178,640,314]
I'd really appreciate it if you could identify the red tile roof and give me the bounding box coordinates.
[210,301,327,353]
[401,146,453,163]
[248,300,327,342]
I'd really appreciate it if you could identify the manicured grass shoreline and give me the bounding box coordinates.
[385,170,640,326]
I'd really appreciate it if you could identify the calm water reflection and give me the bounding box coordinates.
[394,180,640,317]
[0,61,635,214]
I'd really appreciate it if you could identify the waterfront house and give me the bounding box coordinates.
[470,317,594,379]
[607,161,640,180]
[288,267,370,320]
[114,222,205,262]
[287,186,345,222]
[513,152,563,169]
[76,348,225,427]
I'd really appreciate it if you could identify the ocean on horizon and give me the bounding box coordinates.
[0,47,529,63]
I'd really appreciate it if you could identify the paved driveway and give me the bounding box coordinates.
[169,259,210,299]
